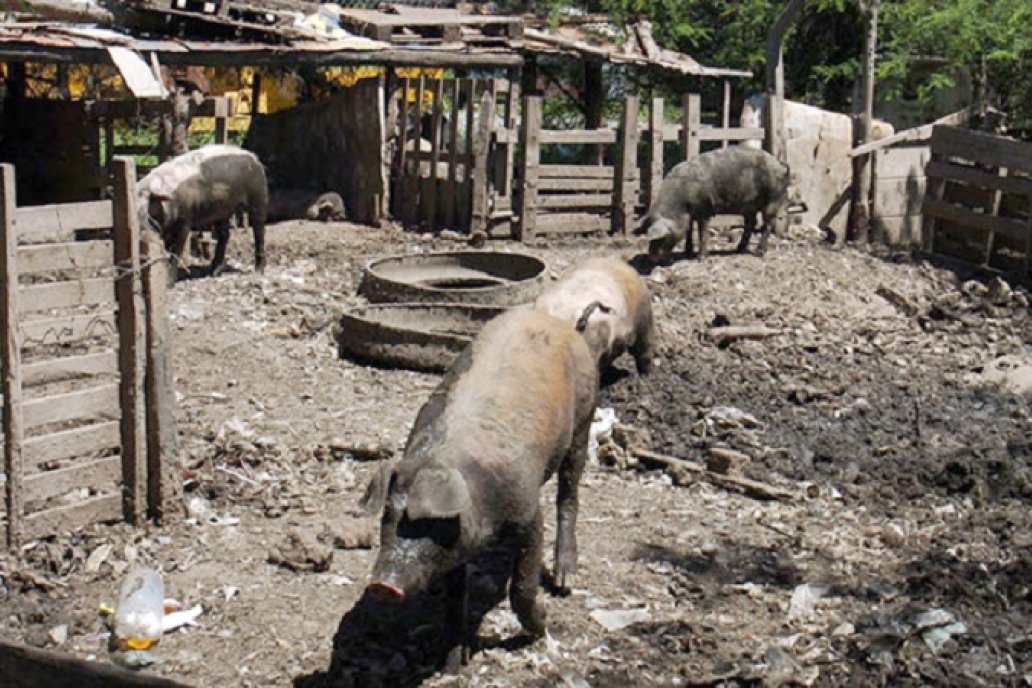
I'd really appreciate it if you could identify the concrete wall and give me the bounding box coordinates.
[245,79,386,226]
[741,96,895,241]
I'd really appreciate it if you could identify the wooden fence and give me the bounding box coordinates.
[1,158,178,549]
[516,92,763,240]
[391,76,517,237]
[89,96,233,178]
[518,95,641,239]
[923,126,1032,275]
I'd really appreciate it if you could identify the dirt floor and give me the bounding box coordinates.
[2,218,1032,687]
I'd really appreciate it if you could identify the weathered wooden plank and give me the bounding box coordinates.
[22,350,117,387]
[517,95,542,241]
[613,95,640,234]
[22,455,121,504]
[698,127,765,143]
[0,637,192,688]
[394,77,410,221]
[141,236,179,520]
[539,128,618,145]
[426,78,444,231]
[112,157,146,525]
[923,198,1028,242]
[443,78,460,230]
[22,493,122,540]
[682,93,701,161]
[539,193,614,209]
[648,96,665,208]
[16,201,113,244]
[1,163,24,548]
[22,384,119,430]
[23,421,120,467]
[926,160,1032,196]
[721,80,732,149]
[19,277,116,315]
[539,177,617,191]
[17,240,113,274]
[539,165,617,179]
[930,126,1032,173]
[21,311,117,347]
[470,82,495,235]
[536,213,610,234]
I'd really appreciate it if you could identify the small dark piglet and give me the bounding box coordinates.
[362,308,598,671]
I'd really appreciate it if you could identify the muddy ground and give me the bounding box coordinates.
[2,219,1032,687]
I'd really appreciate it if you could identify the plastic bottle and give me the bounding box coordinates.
[114,567,165,651]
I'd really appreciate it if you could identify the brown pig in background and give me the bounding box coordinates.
[534,256,655,375]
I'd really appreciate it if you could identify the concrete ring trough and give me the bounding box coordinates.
[357,251,548,306]
[338,302,507,373]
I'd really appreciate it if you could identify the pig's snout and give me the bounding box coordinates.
[367,580,406,602]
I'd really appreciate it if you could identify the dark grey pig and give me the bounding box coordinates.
[640,146,790,262]
[137,144,268,282]
[267,188,346,223]
[362,308,598,671]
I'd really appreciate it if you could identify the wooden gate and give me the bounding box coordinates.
[517,95,641,239]
[1,159,178,548]
[390,75,517,237]
[923,126,1032,275]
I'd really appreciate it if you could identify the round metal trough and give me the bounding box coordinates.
[358,251,547,306]
[338,302,507,373]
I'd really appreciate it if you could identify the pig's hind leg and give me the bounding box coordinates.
[510,508,546,637]
[554,419,589,589]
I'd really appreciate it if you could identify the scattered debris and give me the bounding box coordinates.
[268,529,333,573]
[589,607,651,631]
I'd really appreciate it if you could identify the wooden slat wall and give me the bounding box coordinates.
[922,126,1032,274]
[1,156,171,548]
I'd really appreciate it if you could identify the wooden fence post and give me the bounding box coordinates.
[426,79,445,231]
[214,96,229,145]
[613,95,640,234]
[461,78,476,230]
[404,77,426,228]
[648,96,665,209]
[721,80,732,149]
[443,79,460,230]
[141,235,180,521]
[0,164,23,549]
[111,157,146,525]
[517,95,542,241]
[470,83,496,236]
[681,93,701,162]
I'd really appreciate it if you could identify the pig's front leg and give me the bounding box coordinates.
[554,421,588,589]
[209,220,231,276]
[443,563,470,674]
[510,509,546,637]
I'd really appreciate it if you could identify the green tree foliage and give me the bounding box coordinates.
[520,0,1032,137]
[879,0,1032,135]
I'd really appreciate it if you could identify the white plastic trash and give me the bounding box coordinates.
[114,567,165,651]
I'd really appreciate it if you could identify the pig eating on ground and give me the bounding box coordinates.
[640,146,790,262]
[362,308,598,671]
[136,144,268,282]
[533,256,654,374]
[266,188,346,223]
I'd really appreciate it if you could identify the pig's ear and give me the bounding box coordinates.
[406,467,471,519]
[359,463,395,517]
